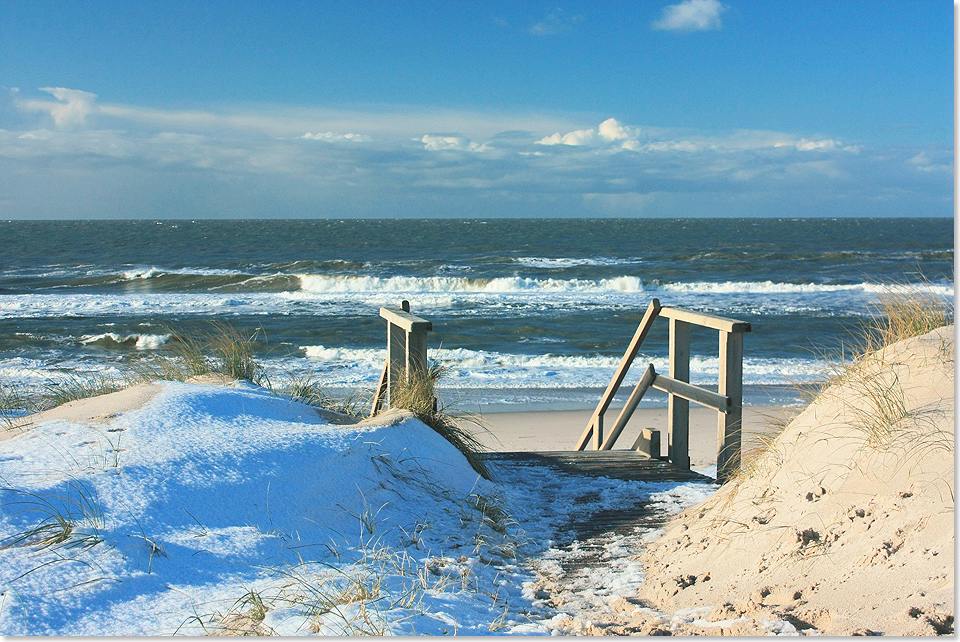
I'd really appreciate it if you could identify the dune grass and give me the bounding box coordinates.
[733,278,953,486]
[385,363,491,480]
[165,322,266,385]
[273,372,369,418]
[865,279,954,350]
[41,373,130,410]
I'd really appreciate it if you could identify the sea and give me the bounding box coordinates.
[0,218,953,412]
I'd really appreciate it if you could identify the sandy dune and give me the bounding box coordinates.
[622,326,954,635]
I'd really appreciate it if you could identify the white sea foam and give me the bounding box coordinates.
[514,256,639,268]
[297,274,646,294]
[660,280,955,296]
[121,266,245,280]
[80,332,170,350]
[296,274,953,298]
[299,344,819,388]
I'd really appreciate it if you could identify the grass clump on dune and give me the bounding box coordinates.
[866,279,953,350]
[272,372,368,418]
[166,322,266,385]
[386,363,491,480]
[737,277,953,482]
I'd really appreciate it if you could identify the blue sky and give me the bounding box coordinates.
[0,0,953,219]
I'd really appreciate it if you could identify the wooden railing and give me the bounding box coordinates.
[575,298,751,483]
[370,300,433,415]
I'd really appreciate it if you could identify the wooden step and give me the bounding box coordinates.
[484,450,711,483]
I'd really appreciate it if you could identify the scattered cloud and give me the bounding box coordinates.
[537,128,594,146]
[530,8,584,36]
[18,87,98,127]
[652,0,726,32]
[421,135,492,152]
[301,132,371,143]
[908,151,953,173]
[0,88,951,219]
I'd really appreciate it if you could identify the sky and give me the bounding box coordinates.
[0,0,953,219]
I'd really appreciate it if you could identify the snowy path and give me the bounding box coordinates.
[486,452,717,633]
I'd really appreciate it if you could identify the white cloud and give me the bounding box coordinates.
[538,118,642,149]
[598,118,630,141]
[536,128,595,146]
[530,8,584,36]
[18,87,98,127]
[795,138,837,151]
[2,89,950,219]
[301,132,371,143]
[908,151,952,173]
[421,134,491,152]
[652,0,726,32]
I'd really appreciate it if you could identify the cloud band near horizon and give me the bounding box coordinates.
[0,86,951,219]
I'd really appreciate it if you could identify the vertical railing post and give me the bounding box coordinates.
[717,330,744,482]
[375,301,432,414]
[385,315,407,406]
[668,318,691,470]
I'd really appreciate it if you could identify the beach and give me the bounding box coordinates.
[474,405,789,468]
[0,218,953,635]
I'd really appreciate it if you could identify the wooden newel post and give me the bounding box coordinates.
[717,330,744,483]
[372,300,433,415]
[668,317,691,470]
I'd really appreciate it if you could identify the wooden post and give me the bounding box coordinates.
[632,428,661,459]
[386,319,407,406]
[378,301,433,411]
[668,318,691,470]
[717,330,744,482]
[370,360,388,416]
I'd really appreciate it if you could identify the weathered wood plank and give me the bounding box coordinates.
[577,299,661,451]
[660,306,751,334]
[370,360,388,416]
[631,428,661,459]
[379,307,433,333]
[600,363,657,451]
[667,317,691,471]
[717,330,744,483]
[653,375,731,412]
[485,451,711,483]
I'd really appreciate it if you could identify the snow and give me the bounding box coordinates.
[0,381,719,635]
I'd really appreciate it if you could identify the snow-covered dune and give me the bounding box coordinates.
[0,381,532,635]
[0,378,718,635]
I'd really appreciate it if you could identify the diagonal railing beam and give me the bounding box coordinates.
[576,299,661,451]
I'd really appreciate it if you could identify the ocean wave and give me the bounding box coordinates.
[298,274,646,294]
[300,344,819,387]
[80,332,171,350]
[659,280,954,296]
[296,274,953,298]
[121,266,246,280]
[513,256,639,269]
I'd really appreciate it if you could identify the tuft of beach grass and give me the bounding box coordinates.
[384,363,491,480]
[166,322,266,385]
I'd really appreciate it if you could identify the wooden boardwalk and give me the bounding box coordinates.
[485,450,710,483]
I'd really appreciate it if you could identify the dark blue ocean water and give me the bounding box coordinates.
[0,218,953,409]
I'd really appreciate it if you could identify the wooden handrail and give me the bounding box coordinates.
[576,299,661,450]
[372,301,433,414]
[379,307,433,332]
[652,375,731,412]
[660,306,751,334]
[577,299,749,484]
